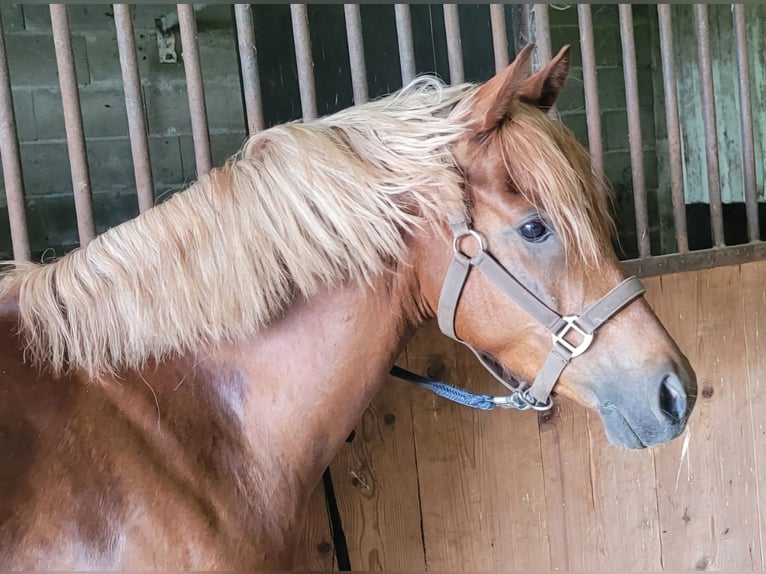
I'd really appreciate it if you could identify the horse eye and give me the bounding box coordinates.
[519,219,549,242]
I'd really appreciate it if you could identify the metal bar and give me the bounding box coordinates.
[234,4,265,135]
[158,3,204,34]
[532,4,552,71]
[344,4,368,104]
[50,4,95,245]
[577,5,604,180]
[114,4,154,214]
[0,12,30,260]
[177,4,212,176]
[510,5,530,57]
[619,4,650,258]
[489,4,509,73]
[290,4,317,121]
[657,5,688,253]
[443,4,464,85]
[622,243,766,279]
[694,4,724,247]
[733,4,759,242]
[394,4,416,85]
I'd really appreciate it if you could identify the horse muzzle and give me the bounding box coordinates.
[593,363,697,449]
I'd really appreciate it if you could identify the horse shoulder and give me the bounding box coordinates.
[0,294,130,568]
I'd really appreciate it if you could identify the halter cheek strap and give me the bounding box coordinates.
[436,219,646,408]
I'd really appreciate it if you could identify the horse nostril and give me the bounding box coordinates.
[659,373,687,424]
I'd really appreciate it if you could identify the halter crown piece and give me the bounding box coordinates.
[393,216,646,412]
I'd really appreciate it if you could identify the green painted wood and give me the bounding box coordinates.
[670,4,765,205]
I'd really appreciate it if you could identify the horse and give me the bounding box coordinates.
[0,44,696,570]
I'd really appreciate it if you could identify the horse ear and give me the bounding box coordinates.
[518,45,571,110]
[465,44,535,134]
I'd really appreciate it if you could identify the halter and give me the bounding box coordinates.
[395,217,645,411]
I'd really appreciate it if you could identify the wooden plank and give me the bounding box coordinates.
[537,397,597,569]
[737,259,766,569]
[583,410,662,570]
[328,365,426,571]
[295,481,337,571]
[410,321,551,570]
[652,265,761,570]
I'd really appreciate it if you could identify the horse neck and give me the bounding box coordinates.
[130,267,423,543]
[226,276,418,492]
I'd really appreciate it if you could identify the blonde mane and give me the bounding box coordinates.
[2,78,470,377]
[0,77,612,378]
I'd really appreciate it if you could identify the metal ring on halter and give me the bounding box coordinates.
[521,389,554,411]
[492,390,554,411]
[452,229,487,263]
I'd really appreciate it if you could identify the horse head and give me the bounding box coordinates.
[413,45,697,449]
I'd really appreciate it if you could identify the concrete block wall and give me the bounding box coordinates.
[0,3,663,260]
[0,4,248,260]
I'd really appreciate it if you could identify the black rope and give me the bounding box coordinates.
[321,431,355,571]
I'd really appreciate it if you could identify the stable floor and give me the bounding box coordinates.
[297,259,766,571]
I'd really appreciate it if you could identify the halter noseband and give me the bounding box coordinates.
[436,217,646,410]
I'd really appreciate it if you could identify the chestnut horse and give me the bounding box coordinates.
[0,46,695,569]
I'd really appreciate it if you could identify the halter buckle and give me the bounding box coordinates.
[552,316,593,358]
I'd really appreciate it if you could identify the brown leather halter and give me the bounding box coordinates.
[437,217,646,410]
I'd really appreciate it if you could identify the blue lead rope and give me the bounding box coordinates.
[389,365,553,412]
[389,365,497,410]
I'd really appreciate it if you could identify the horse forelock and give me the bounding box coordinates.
[492,101,615,268]
[8,77,473,378]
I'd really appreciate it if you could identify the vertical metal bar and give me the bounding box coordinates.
[489,4,509,73]
[234,4,265,135]
[50,4,95,245]
[577,5,604,180]
[443,4,464,85]
[657,5,688,253]
[290,4,317,121]
[619,4,650,257]
[510,4,531,57]
[694,4,724,247]
[114,4,154,214]
[733,4,759,242]
[177,4,212,176]
[0,12,30,260]
[532,4,552,71]
[394,4,416,85]
[343,4,368,104]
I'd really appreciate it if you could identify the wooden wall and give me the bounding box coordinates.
[296,259,766,571]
